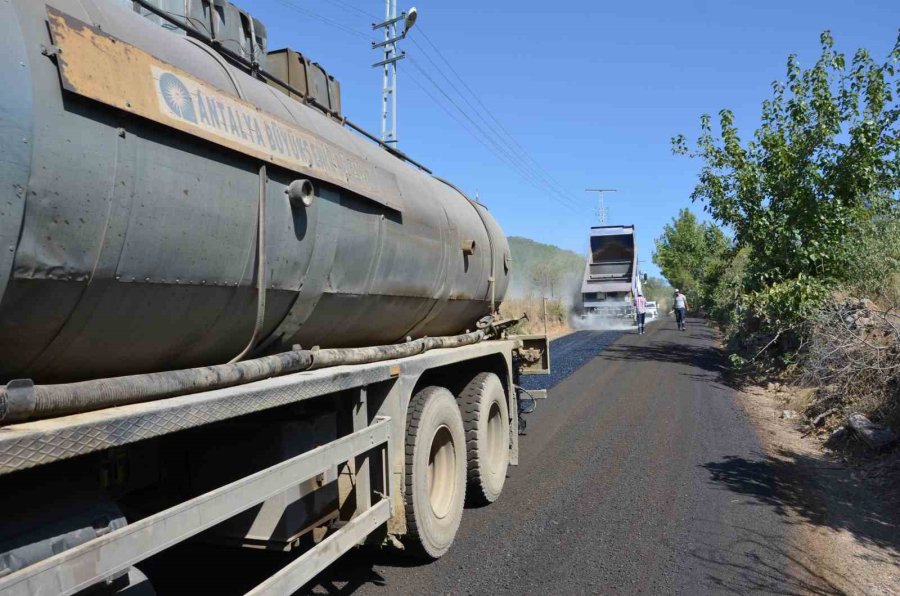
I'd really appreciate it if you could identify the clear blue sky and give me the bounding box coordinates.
[247,0,898,278]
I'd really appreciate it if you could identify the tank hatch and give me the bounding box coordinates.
[121,0,268,70]
[266,48,342,118]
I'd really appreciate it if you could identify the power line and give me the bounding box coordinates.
[407,57,524,170]
[409,31,583,210]
[412,26,582,206]
[406,37,544,184]
[318,0,380,20]
[407,54,582,211]
[407,59,580,213]
[274,0,371,40]
[405,70,579,214]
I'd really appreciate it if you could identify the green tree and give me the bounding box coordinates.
[641,276,673,311]
[652,208,731,311]
[705,247,751,334]
[673,31,900,329]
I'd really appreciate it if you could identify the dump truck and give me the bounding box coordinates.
[580,225,642,320]
[0,1,549,593]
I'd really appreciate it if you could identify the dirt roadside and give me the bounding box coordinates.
[735,384,900,595]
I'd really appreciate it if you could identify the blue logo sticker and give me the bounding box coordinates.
[159,72,197,123]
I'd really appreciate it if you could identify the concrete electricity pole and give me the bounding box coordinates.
[585,188,618,225]
[372,2,417,146]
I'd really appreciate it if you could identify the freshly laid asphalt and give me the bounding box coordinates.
[300,318,804,595]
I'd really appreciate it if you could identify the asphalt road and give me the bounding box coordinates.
[300,318,804,595]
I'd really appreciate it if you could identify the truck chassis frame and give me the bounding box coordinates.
[0,340,526,595]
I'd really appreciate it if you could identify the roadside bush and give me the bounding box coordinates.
[847,207,900,303]
[744,277,831,335]
[796,207,900,427]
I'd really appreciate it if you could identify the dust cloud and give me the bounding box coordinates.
[571,299,637,331]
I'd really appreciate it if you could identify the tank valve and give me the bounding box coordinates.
[286,179,315,207]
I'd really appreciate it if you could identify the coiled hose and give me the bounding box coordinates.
[0,328,506,425]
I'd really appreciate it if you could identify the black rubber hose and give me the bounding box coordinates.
[307,332,489,370]
[0,350,314,424]
[0,330,488,425]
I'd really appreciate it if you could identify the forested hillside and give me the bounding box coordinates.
[507,236,585,302]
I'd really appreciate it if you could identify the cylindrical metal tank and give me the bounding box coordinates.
[0,0,510,383]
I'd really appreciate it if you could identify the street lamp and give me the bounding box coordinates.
[372,5,418,146]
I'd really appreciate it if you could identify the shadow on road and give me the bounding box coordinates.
[603,340,728,375]
[602,319,760,391]
[686,523,852,595]
[603,320,728,379]
[698,449,900,592]
[294,547,418,595]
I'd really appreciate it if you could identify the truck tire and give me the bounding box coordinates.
[404,386,466,559]
[461,372,510,504]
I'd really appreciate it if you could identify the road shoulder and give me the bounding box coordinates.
[734,365,900,594]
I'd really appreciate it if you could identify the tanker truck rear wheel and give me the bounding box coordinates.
[404,386,466,559]
[461,373,510,504]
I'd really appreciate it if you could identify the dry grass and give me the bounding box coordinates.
[785,386,818,414]
[500,297,570,336]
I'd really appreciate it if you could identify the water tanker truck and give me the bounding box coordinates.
[0,1,550,593]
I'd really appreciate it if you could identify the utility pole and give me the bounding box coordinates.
[372,3,417,146]
[585,188,618,225]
